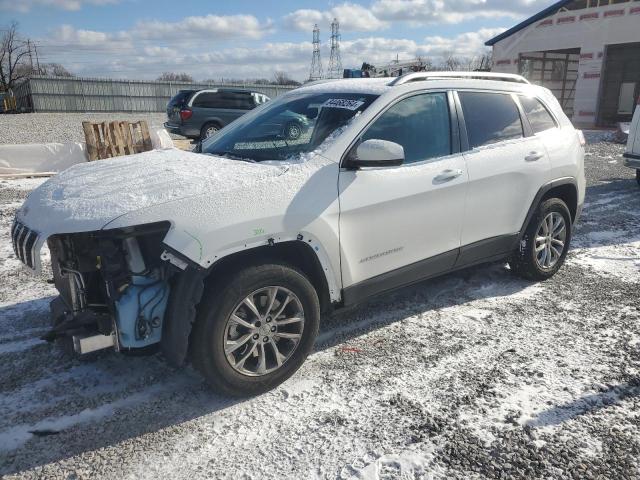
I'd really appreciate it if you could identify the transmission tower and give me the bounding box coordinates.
[327,18,342,79]
[309,24,323,81]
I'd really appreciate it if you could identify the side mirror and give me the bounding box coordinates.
[348,139,404,168]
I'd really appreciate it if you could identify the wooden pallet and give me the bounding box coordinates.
[82,121,152,161]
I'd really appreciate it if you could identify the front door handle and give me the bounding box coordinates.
[525,151,544,162]
[434,169,463,183]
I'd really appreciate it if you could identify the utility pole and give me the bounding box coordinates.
[309,24,323,81]
[327,18,342,79]
[34,44,41,74]
[27,39,34,71]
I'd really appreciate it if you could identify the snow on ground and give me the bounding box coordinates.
[0,138,639,479]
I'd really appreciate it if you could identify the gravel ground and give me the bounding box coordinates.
[0,113,184,144]
[0,134,639,479]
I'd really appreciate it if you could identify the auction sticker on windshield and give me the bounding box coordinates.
[323,98,365,110]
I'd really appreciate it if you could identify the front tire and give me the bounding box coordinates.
[509,198,572,281]
[192,263,320,397]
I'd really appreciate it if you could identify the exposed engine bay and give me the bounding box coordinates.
[45,222,175,354]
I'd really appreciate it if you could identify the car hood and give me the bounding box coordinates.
[17,148,287,235]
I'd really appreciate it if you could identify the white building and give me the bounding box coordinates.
[486,0,640,127]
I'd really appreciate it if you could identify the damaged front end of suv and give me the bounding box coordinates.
[14,220,188,356]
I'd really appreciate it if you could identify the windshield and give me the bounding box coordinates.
[202,92,379,162]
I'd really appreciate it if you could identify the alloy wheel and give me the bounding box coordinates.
[534,212,567,270]
[223,286,305,377]
[205,126,219,138]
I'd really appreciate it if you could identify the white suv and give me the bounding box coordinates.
[12,73,585,396]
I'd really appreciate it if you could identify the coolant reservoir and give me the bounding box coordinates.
[115,273,170,349]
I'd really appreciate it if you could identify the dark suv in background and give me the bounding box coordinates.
[165,89,270,141]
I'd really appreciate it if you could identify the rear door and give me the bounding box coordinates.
[457,90,550,254]
[338,91,468,298]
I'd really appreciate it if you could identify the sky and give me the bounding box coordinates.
[0,0,554,81]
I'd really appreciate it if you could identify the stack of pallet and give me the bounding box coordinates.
[82,121,153,161]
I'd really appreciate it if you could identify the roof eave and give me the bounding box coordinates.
[485,0,572,46]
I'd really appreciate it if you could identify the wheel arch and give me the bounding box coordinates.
[160,239,334,367]
[205,241,333,314]
[520,177,578,238]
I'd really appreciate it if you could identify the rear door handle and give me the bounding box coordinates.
[525,151,544,162]
[434,169,463,183]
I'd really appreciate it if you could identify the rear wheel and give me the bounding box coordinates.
[200,122,221,141]
[192,263,320,396]
[509,198,572,280]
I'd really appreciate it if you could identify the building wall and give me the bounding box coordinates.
[491,2,640,127]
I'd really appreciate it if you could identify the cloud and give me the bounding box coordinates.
[283,3,388,32]
[133,14,273,41]
[370,0,550,25]
[0,0,119,12]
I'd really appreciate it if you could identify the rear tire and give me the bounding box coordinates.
[509,198,572,281]
[200,122,221,141]
[192,262,320,397]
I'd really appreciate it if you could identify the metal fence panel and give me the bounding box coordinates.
[14,76,297,113]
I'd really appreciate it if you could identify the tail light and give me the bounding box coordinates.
[576,129,586,147]
[179,109,193,121]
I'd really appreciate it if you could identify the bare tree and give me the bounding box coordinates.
[44,63,74,77]
[0,22,32,92]
[157,72,194,82]
[273,71,300,86]
[441,54,463,72]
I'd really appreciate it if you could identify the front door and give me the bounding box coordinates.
[338,92,468,301]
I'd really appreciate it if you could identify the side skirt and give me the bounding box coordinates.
[341,234,518,307]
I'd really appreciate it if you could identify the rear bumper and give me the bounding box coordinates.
[164,122,200,139]
[164,122,184,135]
[623,152,640,169]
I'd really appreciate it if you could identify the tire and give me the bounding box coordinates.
[192,262,320,397]
[636,169,640,187]
[200,122,221,141]
[509,198,572,281]
[283,122,303,140]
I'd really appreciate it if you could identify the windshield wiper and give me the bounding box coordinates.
[208,151,256,163]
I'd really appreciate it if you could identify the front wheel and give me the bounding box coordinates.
[192,263,320,396]
[283,122,303,140]
[509,198,572,281]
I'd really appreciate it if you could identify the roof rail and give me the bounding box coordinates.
[389,71,530,86]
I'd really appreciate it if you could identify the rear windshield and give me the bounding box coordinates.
[168,90,196,108]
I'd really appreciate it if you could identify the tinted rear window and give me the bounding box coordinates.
[168,90,195,107]
[459,92,524,148]
[519,96,557,133]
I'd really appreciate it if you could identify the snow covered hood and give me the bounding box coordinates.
[16,148,287,234]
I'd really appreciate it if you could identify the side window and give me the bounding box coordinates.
[361,93,451,164]
[519,96,558,133]
[192,92,218,108]
[459,92,524,148]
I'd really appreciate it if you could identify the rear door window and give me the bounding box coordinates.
[361,93,452,164]
[519,96,558,133]
[459,92,524,148]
